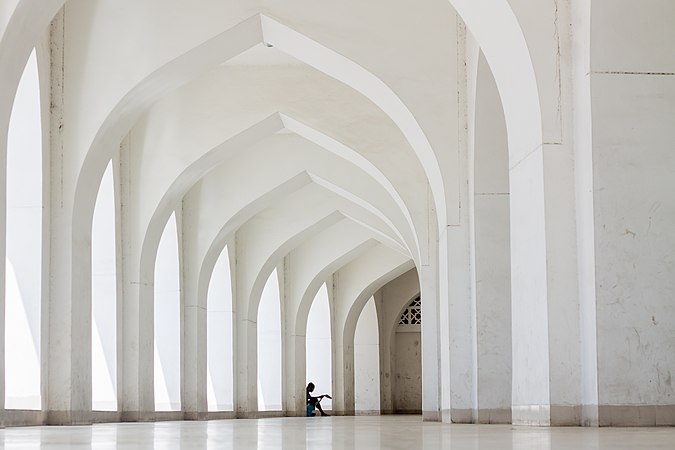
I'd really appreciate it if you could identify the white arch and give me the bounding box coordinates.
[72,13,443,237]
[140,114,417,302]
[0,0,552,422]
[244,199,409,327]
[5,48,42,410]
[342,263,416,350]
[449,0,543,158]
[330,248,415,413]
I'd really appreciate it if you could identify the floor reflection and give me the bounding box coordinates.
[0,416,673,449]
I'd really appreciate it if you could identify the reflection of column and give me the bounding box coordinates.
[332,418,356,450]
[281,417,307,449]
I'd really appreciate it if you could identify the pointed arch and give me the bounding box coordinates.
[5,48,42,410]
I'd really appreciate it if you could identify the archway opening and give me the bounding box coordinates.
[393,296,421,414]
[154,212,181,411]
[257,268,282,411]
[91,160,117,411]
[5,48,42,410]
[354,296,380,414]
[306,282,332,411]
[207,244,234,411]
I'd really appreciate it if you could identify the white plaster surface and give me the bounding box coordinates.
[592,72,675,406]
[590,0,675,73]
[354,297,380,413]
[394,329,422,413]
[470,52,511,415]
[588,0,675,411]
[509,148,551,418]
[374,269,420,414]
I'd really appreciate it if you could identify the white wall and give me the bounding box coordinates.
[589,0,675,422]
[5,49,41,410]
[354,296,380,413]
[373,269,419,415]
[394,327,421,413]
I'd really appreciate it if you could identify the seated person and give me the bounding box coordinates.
[306,382,331,416]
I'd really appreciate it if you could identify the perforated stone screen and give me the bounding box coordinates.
[398,296,421,325]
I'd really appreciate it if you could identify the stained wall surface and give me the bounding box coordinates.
[394,329,422,414]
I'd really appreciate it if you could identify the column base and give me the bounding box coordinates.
[599,405,675,426]
[422,410,441,422]
[512,404,550,426]
[581,404,599,427]
[120,411,181,422]
[183,411,209,421]
[46,410,92,425]
[235,410,285,419]
[550,405,582,426]
[355,410,381,416]
[2,409,45,427]
[206,411,236,420]
[441,408,451,423]
[477,408,512,424]
[450,408,473,423]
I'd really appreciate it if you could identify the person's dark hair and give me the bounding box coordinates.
[307,382,315,392]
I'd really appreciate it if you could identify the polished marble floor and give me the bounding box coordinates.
[1,415,674,449]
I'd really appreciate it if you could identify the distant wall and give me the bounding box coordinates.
[394,326,421,413]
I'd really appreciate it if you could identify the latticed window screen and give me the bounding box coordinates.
[398,296,421,325]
